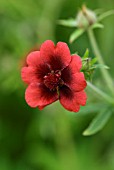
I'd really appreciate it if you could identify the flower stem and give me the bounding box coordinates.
[87,28,114,94]
[87,81,114,104]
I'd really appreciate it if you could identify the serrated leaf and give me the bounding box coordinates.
[57,18,77,27]
[69,28,85,43]
[83,109,112,136]
[83,49,89,59]
[91,23,104,29]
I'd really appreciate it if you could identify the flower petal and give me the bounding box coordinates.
[69,72,87,91]
[21,62,51,84]
[40,40,55,60]
[61,65,87,92]
[54,42,71,69]
[69,55,82,73]
[38,105,46,110]
[61,55,86,91]
[61,55,82,82]
[59,86,80,112]
[27,51,42,67]
[25,83,58,108]
[40,40,71,70]
[75,90,87,106]
[21,66,38,84]
[35,63,51,82]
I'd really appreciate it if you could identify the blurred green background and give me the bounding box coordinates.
[0,0,114,170]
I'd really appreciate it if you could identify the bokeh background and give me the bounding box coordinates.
[0,0,114,170]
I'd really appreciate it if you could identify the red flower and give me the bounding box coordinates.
[21,40,87,112]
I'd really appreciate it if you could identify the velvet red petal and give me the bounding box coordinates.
[69,72,87,91]
[69,55,82,73]
[27,51,43,67]
[61,67,87,92]
[54,42,71,69]
[61,54,86,91]
[40,40,55,61]
[35,63,51,82]
[61,55,82,81]
[59,86,80,112]
[25,83,58,108]
[40,40,71,70]
[21,67,38,84]
[38,105,46,110]
[21,62,51,84]
[75,90,87,106]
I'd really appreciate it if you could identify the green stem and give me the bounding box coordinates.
[87,28,114,94]
[87,81,114,104]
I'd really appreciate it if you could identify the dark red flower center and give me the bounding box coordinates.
[44,71,64,91]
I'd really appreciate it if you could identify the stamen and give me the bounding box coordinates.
[44,71,64,91]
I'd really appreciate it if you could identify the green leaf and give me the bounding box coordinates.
[83,109,112,136]
[90,64,109,70]
[98,10,114,22]
[91,23,104,29]
[94,8,104,15]
[57,18,77,27]
[77,103,107,116]
[69,28,85,43]
[90,57,97,65]
[83,49,89,59]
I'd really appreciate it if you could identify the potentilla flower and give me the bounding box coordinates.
[21,40,87,112]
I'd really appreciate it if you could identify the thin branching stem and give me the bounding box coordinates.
[87,81,114,104]
[87,28,114,95]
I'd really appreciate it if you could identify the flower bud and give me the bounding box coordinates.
[76,5,97,28]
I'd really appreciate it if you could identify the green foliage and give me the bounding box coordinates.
[57,18,77,27]
[69,28,85,43]
[58,6,114,44]
[83,48,89,59]
[81,49,109,81]
[83,108,112,136]
[91,23,104,29]
[97,10,114,21]
[90,64,109,70]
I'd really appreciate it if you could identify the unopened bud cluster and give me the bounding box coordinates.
[76,5,97,28]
